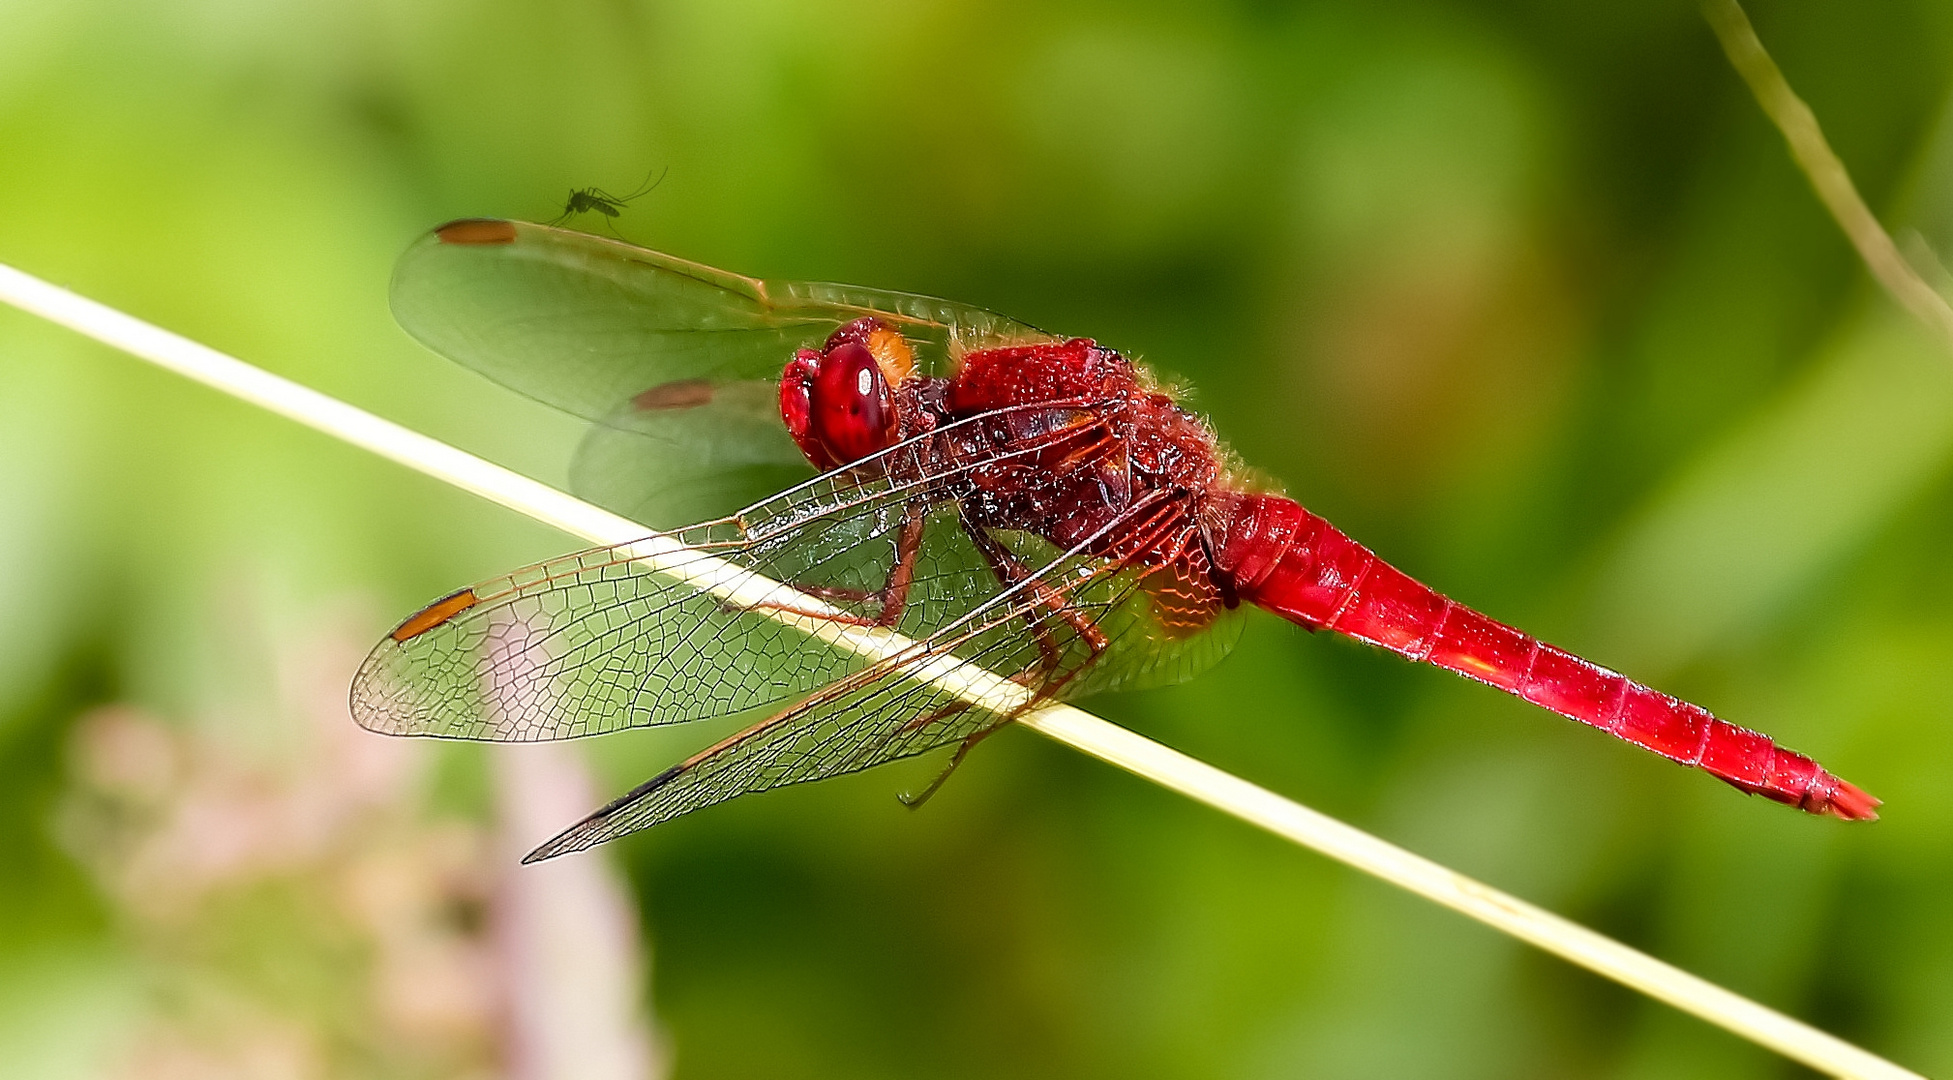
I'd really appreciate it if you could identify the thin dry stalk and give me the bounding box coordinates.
[1704,0,1953,348]
[0,261,1922,1080]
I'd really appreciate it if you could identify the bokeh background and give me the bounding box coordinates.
[3,1,1950,1077]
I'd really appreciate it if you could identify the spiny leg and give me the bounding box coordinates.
[957,505,1110,678]
[895,595,1110,810]
[736,499,929,628]
[895,512,1131,809]
[873,498,929,627]
[898,708,1001,810]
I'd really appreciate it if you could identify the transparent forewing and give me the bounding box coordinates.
[569,378,816,529]
[524,657,1013,861]
[521,497,1245,860]
[355,416,1076,741]
[354,476,981,742]
[389,219,1058,423]
[353,407,1243,747]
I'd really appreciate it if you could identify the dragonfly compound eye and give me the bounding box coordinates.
[779,349,839,470]
[809,340,898,464]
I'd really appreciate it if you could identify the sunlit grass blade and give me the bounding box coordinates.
[0,261,1923,1080]
[1704,0,1953,350]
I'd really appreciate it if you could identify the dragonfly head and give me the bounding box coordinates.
[780,318,917,470]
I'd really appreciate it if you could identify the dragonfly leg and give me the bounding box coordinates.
[897,707,1009,810]
[734,500,929,628]
[894,511,1151,812]
[895,497,1198,813]
[892,585,1109,812]
[871,499,928,627]
[957,508,1110,678]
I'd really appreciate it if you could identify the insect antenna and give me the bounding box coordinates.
[610,165,669,203]
[544,165,670,236]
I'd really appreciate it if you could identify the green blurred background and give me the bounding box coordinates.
[2,0,1950,1077]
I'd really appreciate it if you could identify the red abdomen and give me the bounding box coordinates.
[1206,492,1877,820]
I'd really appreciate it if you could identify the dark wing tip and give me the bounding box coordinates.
[434,218,519,245]
[521,763,687,864]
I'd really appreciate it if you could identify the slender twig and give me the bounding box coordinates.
[1704,0,1953,348]
[0,262,1921,1080]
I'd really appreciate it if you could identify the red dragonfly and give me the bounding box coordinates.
[353,219,1878,862]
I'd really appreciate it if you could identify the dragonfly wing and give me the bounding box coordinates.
[354,414,1246,746]
[1047,532,1246,697]
[520,496,1248,859]
[569,378,815,529]
[354,408,1247,850]
[390,219,1057,422]
[352,528,852,741]
[521,658,1005,860]
[354,419,1071,741]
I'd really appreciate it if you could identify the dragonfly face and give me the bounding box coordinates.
[778,318,919,470]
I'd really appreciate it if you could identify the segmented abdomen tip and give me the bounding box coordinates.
[1821,779,1881,821]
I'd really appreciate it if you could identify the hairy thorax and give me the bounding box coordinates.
[939,338,1225,559]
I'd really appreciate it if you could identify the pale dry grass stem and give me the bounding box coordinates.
[0,258,1922,1078]
[1704,0,1953,350]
